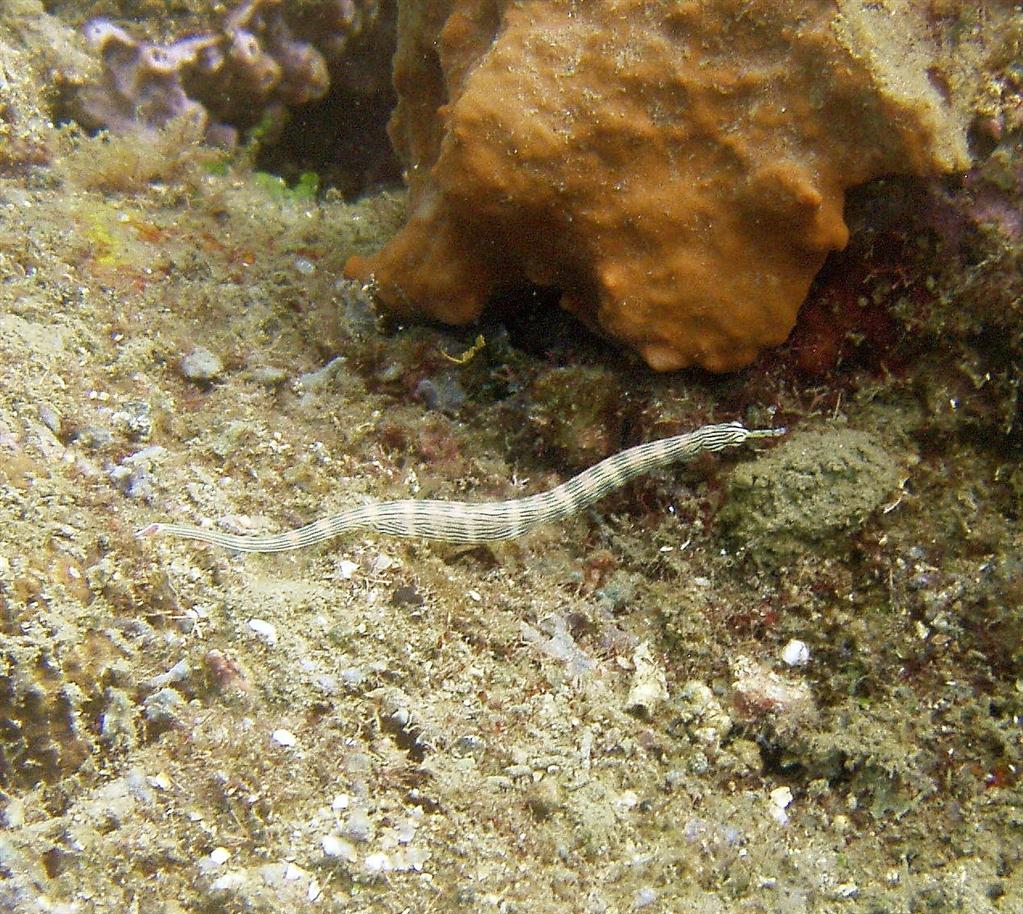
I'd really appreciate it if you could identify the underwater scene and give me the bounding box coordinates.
[1,1,1021,911]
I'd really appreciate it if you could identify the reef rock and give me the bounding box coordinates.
[74,0,391,148]
[348,0,1004,371]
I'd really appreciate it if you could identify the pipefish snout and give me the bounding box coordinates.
[138,421,784,552]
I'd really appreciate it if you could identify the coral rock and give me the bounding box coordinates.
[348,0,999,371]
[75,0,388,147]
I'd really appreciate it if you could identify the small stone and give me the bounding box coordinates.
[210,871,246,891]
[370,554,396,575]
[669,681,733,751]
[247,618,278,645]
[392,815,419,844]
[271,729,297,747]
[321,834,356,861]
[209,847,230,866]
[633,887,658,909]
[315,674,339,694]
[768,785,793,825]
[37,403,62,435]
[625,641,668,717]
[146,658,190,689]
[452,734,485,758]
[336,560,358,580]
[107,446,165,500]
[340,808,374,843]
[781,639,811,667]
[142,687,184,727]
[388,845,429,872]
[2,796,25,827]
[111,400,153,440]
[390,584,423,607]
[731,656,817,732]
[339,667,366,688]
[74,425,114,450]
[298,356,345,390]
[179,346,224,383]
[246,365,289,387]
[147,772,172,791]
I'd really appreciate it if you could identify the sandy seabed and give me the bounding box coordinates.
[1,5,1022,914]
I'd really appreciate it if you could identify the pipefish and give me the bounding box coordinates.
[138,421,784,552]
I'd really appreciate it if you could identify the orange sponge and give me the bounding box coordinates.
[348,0,981,371]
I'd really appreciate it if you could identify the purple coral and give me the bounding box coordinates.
[79,20,220,139]
[74,0,385,148]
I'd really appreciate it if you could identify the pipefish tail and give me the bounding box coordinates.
[138,421,785,552]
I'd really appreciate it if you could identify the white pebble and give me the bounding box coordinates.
[363,852,389,875]
[633,887,658,909]
[209,846,230,866]
[211,872,245,891]
[340,667,365,688]
[624,641,668,716]
[393,816,418,844]
[1,796,25,828]
[247,618,278,645]
[341,808,374,842]
[271,729,297,747]
[321,834,356,861]
[179,346,223,383]
[781,639,810,667]
[768,786,793,825]
[337,559,359,579]
[146,772,172,791]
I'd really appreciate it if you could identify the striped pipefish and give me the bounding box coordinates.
[138,421,784,552]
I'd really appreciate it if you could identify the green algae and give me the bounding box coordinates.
[251,169,321,203]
